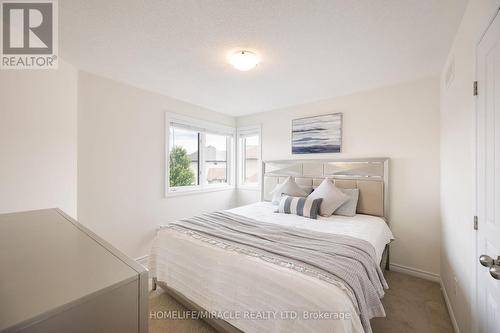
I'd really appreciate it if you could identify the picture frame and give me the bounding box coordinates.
[291,113,342,154]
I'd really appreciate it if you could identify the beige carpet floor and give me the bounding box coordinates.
[149,271,454,333]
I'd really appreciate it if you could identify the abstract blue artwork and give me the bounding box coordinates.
[292,113,342,154]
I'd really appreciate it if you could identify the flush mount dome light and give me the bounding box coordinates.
[229,50,259,71]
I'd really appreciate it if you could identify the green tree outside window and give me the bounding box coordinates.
[169,146,195,186]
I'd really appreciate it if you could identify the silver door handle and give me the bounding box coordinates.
[490,265,500,280]
[479,254,500,267]
[479,255,500,280]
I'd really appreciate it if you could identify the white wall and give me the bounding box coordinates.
[237,77,442,277]
[440,1,500,332]
[0,61,78,217]
[77,71,237,259]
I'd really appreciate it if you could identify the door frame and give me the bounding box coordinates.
[473,6,500,333]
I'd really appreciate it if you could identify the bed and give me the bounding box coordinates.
[149,159,394,333]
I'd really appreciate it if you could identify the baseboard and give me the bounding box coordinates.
[440,280,460,333]
[389,263,440,282]
[389,264,459,332]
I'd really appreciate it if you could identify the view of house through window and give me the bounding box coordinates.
[204,133,228,184]
[242,135,259,185]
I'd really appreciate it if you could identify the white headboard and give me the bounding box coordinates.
[262,158,390,221]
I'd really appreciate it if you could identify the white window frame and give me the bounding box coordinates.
[165,112,235,197]
[237,125,262,190]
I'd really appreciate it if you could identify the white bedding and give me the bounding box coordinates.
[150,202,394,333]
[228,202,394,263]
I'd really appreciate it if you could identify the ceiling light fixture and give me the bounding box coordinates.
[229,50,259,71]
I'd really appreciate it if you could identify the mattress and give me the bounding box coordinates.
[150,202,394,333]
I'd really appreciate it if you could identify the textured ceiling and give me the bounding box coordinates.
[60,0,467,116]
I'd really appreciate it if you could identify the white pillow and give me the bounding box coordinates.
[307,178,349,216]
[270,177,308,205]
[334,188,359,217]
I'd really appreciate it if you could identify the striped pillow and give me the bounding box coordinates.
[276,195,323,219]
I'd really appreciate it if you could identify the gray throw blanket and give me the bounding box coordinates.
[165,211,388,333]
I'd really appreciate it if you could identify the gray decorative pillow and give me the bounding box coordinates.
[270,177,308,205]
[307,178,349,216]
[334,188,360,217]
[276,195,323,219]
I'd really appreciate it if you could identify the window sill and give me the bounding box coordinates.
[237,185,260,191]
[166,185,235,198]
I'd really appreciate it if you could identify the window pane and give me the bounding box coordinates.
[169,127,199,187]
[244,135,259,184]
[205,133,227,184]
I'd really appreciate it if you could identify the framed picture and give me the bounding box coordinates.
[292,113,342,154]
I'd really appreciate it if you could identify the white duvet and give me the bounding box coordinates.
[229,202,394,263]
[150,202,394,333]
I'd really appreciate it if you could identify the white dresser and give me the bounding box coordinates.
[0,209,148,333]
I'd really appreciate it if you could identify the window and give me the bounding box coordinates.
[237,126,261,188]
[167,113,234,195]
[242,135,259,184]
[204,133,228,184]
[169,126,199,187]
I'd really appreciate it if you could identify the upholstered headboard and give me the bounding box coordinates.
[262,158,390,220]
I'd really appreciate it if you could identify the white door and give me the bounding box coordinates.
[476,10,500,333]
